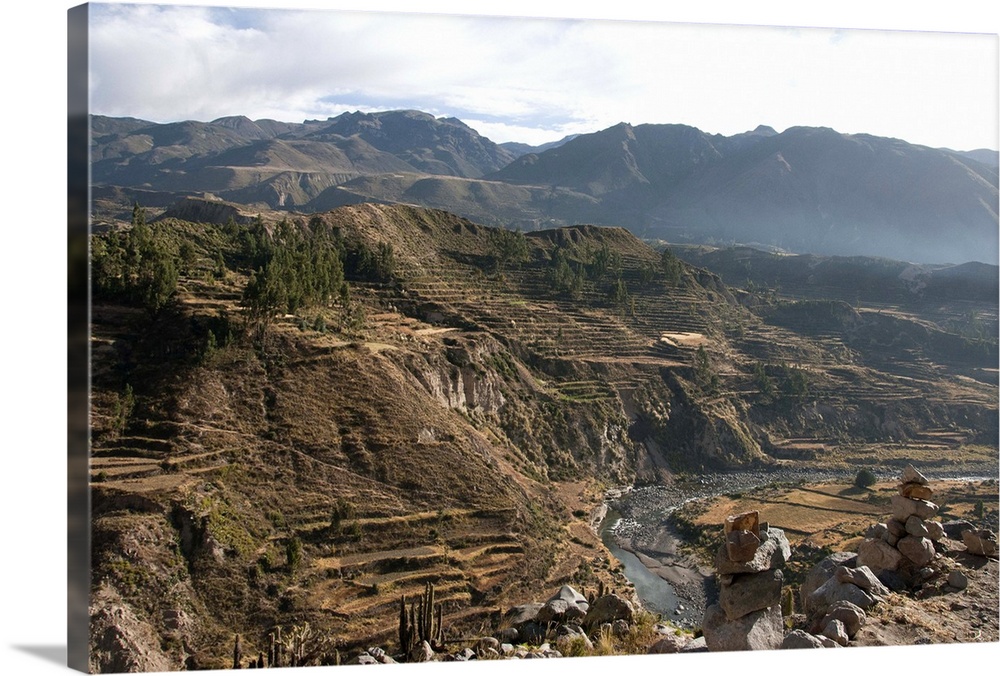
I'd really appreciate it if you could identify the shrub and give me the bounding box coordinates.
[854,468,877,489]
[286,536,303,570]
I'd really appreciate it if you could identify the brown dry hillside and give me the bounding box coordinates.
[87,201,997,671]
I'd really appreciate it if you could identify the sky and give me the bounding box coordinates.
[85,1,1000,151]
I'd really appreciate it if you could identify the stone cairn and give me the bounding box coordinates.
[856,464,945,588]
[701,510,791,651]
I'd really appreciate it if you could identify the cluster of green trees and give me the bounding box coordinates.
[488,227,530,274]
[660,247,684,286]
[693,346,720,395]
[91,205,179,314]
[239,215,401,338]
[547,247,586,297]
[751,361,811,405]
[92,205,400,346]
[240,218,349,333]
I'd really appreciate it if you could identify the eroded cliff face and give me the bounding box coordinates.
[632,374,766,472]
[394,331,639,482]
[391,327,773,486]
[398,335,507,415]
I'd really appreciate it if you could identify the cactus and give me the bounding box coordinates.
[423,581,435,641]
[398,595,414,655]
[232,634,242,670]
[398,582,445,659]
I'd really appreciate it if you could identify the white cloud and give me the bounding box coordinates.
[87,2,998,150]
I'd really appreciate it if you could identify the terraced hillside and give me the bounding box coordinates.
[87,202,997,671]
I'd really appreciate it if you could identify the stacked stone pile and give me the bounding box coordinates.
[856,465,945,587]
[701,511,791,651]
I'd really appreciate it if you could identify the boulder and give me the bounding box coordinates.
[719,569,784,621]
[546,585,589,612]
[799,551,857,608]
[834,565,890,598]
[924,520,945,542]
[901,464,929,485]
[537,598,585,623]
[805,576,878,616]
[496,627,519,643]
[887,519,907,538]
[780,630,826,649]
[815,601,866,639]
[820,619,850,647]
[409,641,435,662]
[365,647,397,664]
[947,570,969,590]
[856,537,903,573]
[724,512,762,563]
[815,635,842,648]
[866,523,889,541]
[649,635,685,654]
[536,599,570,623]
[716,527,791,575]
[702,604,784,652]
[725,511,761,537]
[679,636,708,653]
[554,625,593,652]
[891,495,938,522]
[963,529,999,557]
[505,603,543,627]
[943,520,975,539]
[897,535,936,566]
[585,594,634,628]
[905,515,931,538]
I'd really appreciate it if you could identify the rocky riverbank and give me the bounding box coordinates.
[601,463,999,626]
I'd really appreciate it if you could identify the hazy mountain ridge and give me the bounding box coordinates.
[670,244,1000,307]
[648,127,999,264]
[500,133,580,158]
[90,111,999,264]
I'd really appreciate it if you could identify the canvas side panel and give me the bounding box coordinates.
[67,3,91,673]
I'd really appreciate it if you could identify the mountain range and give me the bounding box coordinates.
[90,109,999,264]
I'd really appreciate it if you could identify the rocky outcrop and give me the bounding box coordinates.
[804,565,887,616]
[498,584,640,652]
[799,551,857,608]
[89,586,175,674]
